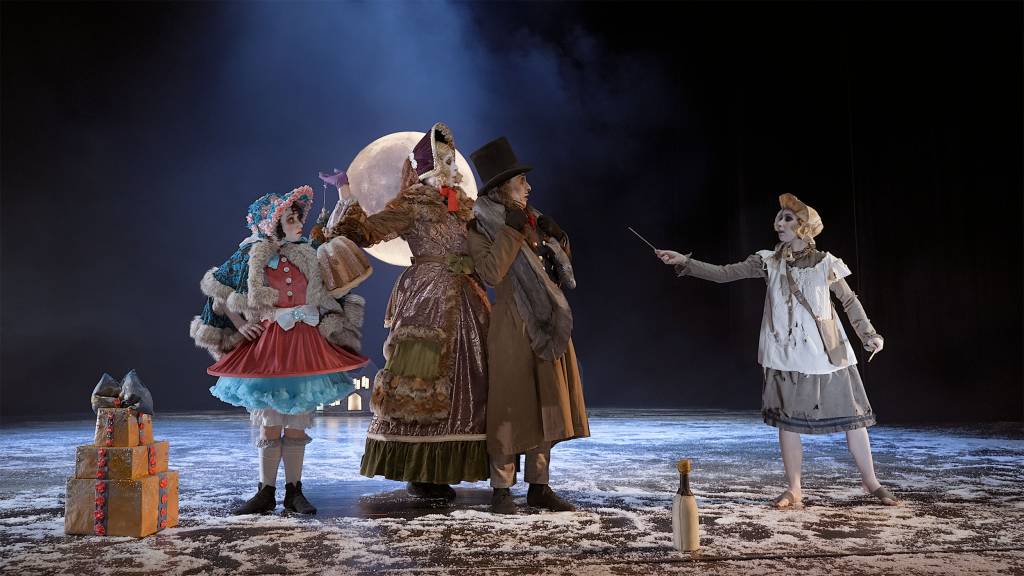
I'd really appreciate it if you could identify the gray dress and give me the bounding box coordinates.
[676,249,880,434]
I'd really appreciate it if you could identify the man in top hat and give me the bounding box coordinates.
[466,136,590,514]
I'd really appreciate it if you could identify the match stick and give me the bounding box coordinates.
[628,227,658,251]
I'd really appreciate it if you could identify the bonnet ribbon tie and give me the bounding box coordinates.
[439,186,459,212]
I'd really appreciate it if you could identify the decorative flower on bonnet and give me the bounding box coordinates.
[244,185,315,240]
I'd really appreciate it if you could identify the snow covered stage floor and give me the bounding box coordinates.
[1,409,1023,575]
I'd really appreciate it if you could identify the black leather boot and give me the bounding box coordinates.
[406,482,456,501]
[283,481,317,515]
[428,483,456,501]
[406,481,431,498]
[527,484,576,512]
[490,488,516,514]
[233,483,276,515]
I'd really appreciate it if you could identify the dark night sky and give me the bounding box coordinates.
[1,1,1021,423]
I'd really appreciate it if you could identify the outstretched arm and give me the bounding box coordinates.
[658,250,767,283]
[326,198,414,248]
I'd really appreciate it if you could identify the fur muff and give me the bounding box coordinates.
[370,369,451,424]
[189,317,245,360]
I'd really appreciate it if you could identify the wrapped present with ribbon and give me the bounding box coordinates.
[94,407,154,448]
[66,371,179,537]
[75,441,169,481]
[64,471,179,537]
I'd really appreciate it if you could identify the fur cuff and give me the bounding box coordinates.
[319,313,363,353]
[336,328,363,354]
[281,433,313,446]
[370,369,451,424]
[255,437,282,449]
[226,292,248,315]
[319,294,343,313]
[200,268,235,310]
[341,293,366,329]
[189,316,245,360]
[383,325,446,360]
[247,286,279,311]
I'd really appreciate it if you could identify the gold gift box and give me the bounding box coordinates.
[64,470,179,537]
[93,408,154,448]
[75,441,169,480]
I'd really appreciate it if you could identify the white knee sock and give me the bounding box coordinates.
[282,433,312,485]
[256,438,282,488]
[846,428,881,492]
[779,429,803,494]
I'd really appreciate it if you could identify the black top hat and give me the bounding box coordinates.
[470,137,532,193]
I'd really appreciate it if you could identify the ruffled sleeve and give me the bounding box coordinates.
[826,253,852,284]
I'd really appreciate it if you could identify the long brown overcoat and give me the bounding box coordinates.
[466,222,590,457]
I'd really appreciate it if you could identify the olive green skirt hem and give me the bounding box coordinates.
[360,438,489,484]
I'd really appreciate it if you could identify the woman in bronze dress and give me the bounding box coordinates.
[326,123,489,500]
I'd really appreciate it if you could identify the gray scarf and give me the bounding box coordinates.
[474,196,573,361]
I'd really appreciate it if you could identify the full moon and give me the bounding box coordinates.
[342,131,478,267]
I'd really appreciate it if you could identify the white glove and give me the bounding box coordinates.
[864,335,884,354]
[655,249,690,266]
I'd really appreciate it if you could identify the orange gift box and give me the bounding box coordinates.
[76,441,169,480]
[64,470,179,537]
[93,408,154,448]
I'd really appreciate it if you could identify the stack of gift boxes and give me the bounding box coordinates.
[64,399,179,537]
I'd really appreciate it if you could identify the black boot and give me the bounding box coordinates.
[406,481,432,498]
[283,481,317,515]
[490,488,516,514]
[428,483,456,502]
[406,482,456,501]
[527,484,576,512]
[233,483,276,515]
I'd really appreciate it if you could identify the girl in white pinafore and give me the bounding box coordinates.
[656,193,898,508]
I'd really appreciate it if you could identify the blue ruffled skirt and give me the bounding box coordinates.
[210,372,355,415]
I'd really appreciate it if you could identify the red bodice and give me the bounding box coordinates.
[266,255,308,307]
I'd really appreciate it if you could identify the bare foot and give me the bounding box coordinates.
[866,484,900,506]
[771,489,803,509]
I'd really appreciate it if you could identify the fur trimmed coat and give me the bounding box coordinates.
[466,220,590,457]
[190,238,366,360]
[326,161,489,427]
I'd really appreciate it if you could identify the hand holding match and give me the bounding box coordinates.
[656,250,690,266]
[628,226,684,265]
[865,335,884,362]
